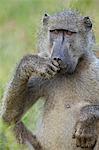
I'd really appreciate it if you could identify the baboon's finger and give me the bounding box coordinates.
[51,59,60,67]
[48,63,60,72]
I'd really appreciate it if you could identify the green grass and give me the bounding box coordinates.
[0,0,99,149]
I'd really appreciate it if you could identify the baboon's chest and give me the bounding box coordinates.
[37,75,99,150]
[37,80,90,150]
[47,74,99,106]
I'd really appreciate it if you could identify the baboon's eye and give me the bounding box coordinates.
[50,29,59,34]
[65,30,76,36]
[50,29,76,36]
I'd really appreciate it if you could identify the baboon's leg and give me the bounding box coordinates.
[13,121,42,150]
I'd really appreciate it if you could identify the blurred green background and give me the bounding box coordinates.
[0,0,99,149]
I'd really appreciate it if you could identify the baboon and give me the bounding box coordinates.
[1,10,99,150]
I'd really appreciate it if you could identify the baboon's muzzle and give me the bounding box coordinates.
[51,39,77,74]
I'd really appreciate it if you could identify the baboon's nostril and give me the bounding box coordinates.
[53,57,61,62]
[53,57,62,65]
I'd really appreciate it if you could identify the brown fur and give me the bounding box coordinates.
[36,56,99,150]
[1,10,99,150]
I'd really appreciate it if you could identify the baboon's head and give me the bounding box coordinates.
[39,10,95,74]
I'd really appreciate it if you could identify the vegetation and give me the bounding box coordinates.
[0,0,99,149]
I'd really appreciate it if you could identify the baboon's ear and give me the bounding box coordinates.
[83,16,92,31]
[43,13,50,25]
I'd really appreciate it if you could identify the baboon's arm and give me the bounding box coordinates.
[2,55,48,124]
[1,54,59,149]
[73,105,99,149]
[1,55,52,149]
[80,105,99,122]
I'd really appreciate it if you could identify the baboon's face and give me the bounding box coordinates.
[49,29,83,74]
[43,11,94,74]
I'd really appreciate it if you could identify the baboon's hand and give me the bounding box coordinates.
[40,59,60,78]
[72,120,97,148]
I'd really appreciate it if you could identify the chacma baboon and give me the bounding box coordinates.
[1,10,99,150]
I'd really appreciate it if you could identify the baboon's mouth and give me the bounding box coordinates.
[58,64,76,75]
[53,57,81,75]
[64,56,84,74]
[58,60,79,75]
[66,65,76,74]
